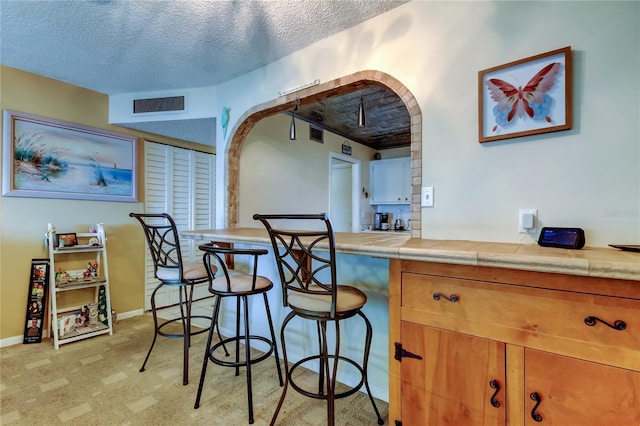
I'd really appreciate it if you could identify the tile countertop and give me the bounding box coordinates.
[182,228,640,281]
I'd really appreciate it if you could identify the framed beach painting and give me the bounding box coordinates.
[478,46,572,143]
[2,110,138,202]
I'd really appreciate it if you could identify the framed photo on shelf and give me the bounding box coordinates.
[55,233,78,248]
[478,46,572,143]
[2,110,138,202]
[59,312,80,337]
[24,258,50,344]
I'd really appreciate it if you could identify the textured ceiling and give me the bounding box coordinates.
[0,0,410,148]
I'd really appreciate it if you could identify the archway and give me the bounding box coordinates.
[224,70,423,236]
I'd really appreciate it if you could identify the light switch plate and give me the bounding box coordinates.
[421,186,434,207]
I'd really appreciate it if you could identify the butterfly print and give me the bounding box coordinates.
[486,62,561,132]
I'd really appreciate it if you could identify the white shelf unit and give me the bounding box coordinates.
[47,225,113,349]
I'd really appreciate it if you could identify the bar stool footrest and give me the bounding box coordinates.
[208,335,275,368]
[157,315,212,339]
[289,354,365,400]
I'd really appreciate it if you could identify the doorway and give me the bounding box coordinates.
[224,70,422,235]
[329,152,360,233]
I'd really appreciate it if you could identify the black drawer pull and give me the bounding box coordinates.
[489,380,501,408]
[530,392,543,422]
[433,292,459,303]
[584,316,626,331]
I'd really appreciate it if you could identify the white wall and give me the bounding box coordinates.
[212,1,639,247]
[238,113,376,227]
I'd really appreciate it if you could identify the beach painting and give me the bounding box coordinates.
[2,110,137,202]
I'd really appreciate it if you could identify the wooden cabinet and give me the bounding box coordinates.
[370,157,411,204]
[389,260,640,426]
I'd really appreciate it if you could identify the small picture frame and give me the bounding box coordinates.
[341,141,352,156]
[55,233,78,248]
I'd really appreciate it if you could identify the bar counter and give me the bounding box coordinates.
[182,227,639,405]
[182,228,640,281]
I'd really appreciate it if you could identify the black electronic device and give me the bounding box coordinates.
[537,227,585,249]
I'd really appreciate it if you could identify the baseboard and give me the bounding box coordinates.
[114,308,145,321]
[0,309,145,348]
[0,335,24,348]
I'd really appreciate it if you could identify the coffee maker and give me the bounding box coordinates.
[374,212,389,230]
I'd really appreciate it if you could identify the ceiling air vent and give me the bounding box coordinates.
[309,125,324,143]
[133,96,185,114]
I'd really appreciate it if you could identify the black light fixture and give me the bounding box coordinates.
[289,98,300,140]
[358,92,366,127]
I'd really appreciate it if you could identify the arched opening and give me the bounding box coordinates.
[224,70,423,236]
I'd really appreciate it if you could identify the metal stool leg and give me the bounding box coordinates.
[263,293,283,386]
[179,285,190,385]
[241,295,256,424]
[235,296,241,377]
[140,282,163,373]
[270,311,295,426]
[322,321,335,426]
[359,311,384,425]
[194,296,221,409]
[316,321,325,395]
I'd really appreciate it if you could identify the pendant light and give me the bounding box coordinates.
[289,98,300,140]
[358,93,366,127]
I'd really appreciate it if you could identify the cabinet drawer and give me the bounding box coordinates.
[401,273,640,371]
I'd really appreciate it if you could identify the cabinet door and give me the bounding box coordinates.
[525,349,640,426]
[371,158,409,204]
[371,158,401,203]
[401,321,506,426]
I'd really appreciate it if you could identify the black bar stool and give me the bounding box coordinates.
[254,213,384,426]
[129,212,220,386]
[194,242,283,424]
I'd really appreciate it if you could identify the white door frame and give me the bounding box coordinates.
[328,152,361,233]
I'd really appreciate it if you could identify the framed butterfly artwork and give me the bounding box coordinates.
[478,46,572,143]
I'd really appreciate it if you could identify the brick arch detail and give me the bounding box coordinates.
[225,70,422,236]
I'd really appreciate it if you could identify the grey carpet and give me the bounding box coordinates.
[0,314,388,425]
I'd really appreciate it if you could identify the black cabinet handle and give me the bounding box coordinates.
[489,380,501,408]
[433,292,459,303]
[584,316,626,331]
[530,392,543,422]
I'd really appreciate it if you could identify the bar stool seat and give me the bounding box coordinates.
[288,285,367,314]
[156,261,208,281]
[194,243,283,424]
[209,274,271,292]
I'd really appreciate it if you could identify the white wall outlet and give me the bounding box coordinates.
[518,209,537,233]
[421,186,434,207]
